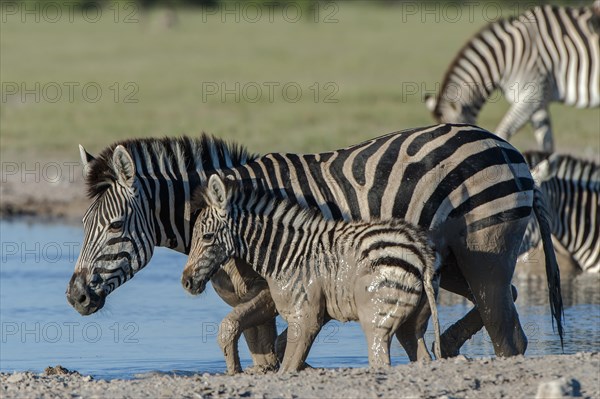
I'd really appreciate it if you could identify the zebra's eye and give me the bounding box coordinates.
[202,233,215,242]
[90,274,102,286]
[109,221,124,231]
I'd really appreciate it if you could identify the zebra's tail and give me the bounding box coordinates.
[424,251,442,360]
[532,184,564,349]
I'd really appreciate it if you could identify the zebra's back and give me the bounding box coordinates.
[526,5,600,107]
[232,124,535,236]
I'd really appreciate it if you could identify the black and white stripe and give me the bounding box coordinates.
[70,123,564,353]
[186,175,442,367]
[73,136,255,296]
[426,5,600,152]
[521,151,600,272]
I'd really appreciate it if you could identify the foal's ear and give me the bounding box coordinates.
[532,155,559,184]
[207,174,229,210]
[424,94,437,112]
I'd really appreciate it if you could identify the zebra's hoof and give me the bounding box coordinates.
[243,364,279,375]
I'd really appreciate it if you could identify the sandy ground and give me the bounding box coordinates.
[2,353,598,399]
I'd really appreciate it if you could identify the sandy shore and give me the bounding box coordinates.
[2,353,598,398]
[0,172,88,223]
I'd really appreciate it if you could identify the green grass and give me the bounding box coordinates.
[1,3,598,164]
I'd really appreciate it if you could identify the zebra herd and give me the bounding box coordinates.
[66,3,598,374]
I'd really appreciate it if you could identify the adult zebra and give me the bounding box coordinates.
[519,151,599,273]
[67,124,563,372]
[424,4,600,152]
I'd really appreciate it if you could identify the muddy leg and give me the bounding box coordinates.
[454,222,528,357]
[276,316,331,366]
[395,294,433,362]
[218,288,278,374]
[279,312,323,373]
[436,259,478,358]
[436,284,519,358]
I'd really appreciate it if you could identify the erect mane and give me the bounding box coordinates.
[191,177,325,230]
[85,134,257,199]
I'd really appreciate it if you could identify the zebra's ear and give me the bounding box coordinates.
[424,94,437,112]
[532,156,558,183]
[207,174,228,210]
[113,145,136,187]
[79,145,95,178]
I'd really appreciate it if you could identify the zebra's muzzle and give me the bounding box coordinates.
[181,272,209,295]
[66,272,106,315]
[181,264,217,296]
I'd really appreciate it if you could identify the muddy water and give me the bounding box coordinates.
[1,221,598,379]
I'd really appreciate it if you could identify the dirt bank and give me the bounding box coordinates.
[2,352,598,398]
[0,172,88,224]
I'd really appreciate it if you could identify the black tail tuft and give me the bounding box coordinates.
[533,185,565,350]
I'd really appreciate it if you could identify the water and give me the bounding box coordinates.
[1,221,598,379]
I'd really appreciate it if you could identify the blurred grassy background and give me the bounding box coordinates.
[1,1,598,163]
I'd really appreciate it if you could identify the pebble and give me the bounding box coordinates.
[6,373,25,383]
[536,377,581,398]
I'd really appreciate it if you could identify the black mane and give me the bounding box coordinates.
[85,134,257,199]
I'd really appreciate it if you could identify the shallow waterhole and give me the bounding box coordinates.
[1,221,598,380]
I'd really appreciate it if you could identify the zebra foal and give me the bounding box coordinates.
[425,4,600,152]
[182,175,442,372]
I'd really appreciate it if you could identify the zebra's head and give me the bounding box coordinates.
[182,174,234,295]
[424,93,477,125]
[67,144,154,315]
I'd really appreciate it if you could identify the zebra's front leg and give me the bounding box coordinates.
[495,101,536,143]
[218,287,279,375]
[279,311,323,373]
[531,107,554,153]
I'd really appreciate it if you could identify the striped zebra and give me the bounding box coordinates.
[519,151,600,273]
[424,4,600,152]
[182,174,443,372]
[67,124,563,373]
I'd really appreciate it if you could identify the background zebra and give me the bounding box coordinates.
[182,174,442,372]
[67,124,563,372]
[519,151,600,273]
[425,4,600,152]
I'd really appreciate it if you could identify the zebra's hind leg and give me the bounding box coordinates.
[435,284,519,358]
[452,220,528,357]
[395,294,433,362]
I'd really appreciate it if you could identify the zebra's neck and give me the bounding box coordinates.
[98,136,256,254]
[435,17,525,121]
[228,191,339,278]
